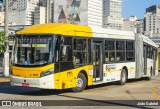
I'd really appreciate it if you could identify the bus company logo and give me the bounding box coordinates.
[106,65,108,70]
[2,101,11,106]
[106,65,116,70]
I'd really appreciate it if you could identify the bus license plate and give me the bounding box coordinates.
[22,83,29,87]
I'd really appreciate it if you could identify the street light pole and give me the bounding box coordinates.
[47,0,51,23]
[4,0,9,77]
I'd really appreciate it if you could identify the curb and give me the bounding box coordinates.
[0,77,10,82]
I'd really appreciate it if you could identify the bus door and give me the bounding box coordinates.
[153,48,156,75]
[143,45,147,75]
[93,42,103,82]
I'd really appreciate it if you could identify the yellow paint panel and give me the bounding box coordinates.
[54,65,93,89]
[16,23,92,37]
[12,64,54,78]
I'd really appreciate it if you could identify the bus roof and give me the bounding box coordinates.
[16,23,92,37]
[90,26,135,40]
[142,35,158,48]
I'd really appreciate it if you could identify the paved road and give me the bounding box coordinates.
[0,75,160,109]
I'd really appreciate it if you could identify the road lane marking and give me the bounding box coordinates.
[151,85,160,100]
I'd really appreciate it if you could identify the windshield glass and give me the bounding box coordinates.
[13,35,55,66]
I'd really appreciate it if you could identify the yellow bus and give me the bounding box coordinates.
[10,23,158,92]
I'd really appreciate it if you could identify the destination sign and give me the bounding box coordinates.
[18,38,48,44]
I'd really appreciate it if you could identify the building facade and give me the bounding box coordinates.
[54,0,102,27]
[136,19,144,34]
[123,16,144,34]
[123,16,137,33]
[103,0,123,30]
[0,12,4,26]
[34,6,46,24]
[8,0,38,25]
[144,5,160,38]
[39,0,54,23]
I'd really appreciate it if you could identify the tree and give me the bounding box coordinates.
[0,31,6,54]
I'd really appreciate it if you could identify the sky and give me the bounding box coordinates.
[0,0,159,19]
[122,0,160,19]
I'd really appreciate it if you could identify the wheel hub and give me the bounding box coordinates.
[121,72,126,83]
[77,78,83,88]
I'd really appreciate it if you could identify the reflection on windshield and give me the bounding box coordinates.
[13,35,55,66]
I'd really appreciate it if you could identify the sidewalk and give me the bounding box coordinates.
[0,77,10,82]
[0,70,10,82]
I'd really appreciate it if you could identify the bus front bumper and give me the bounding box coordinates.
[10,74,55,89]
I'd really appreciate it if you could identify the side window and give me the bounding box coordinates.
[105,40,115,63]
[150,47,153,59]
[60,45,70,62]
[126,41,134,61]
[73,38,87,65]
[59,37,72,62]
[147,46,151,59]
[116,41,125,61]
[147,46,153,59]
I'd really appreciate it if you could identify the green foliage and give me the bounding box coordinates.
[0,31,7,54]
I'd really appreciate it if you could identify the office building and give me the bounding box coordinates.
[103,0,123,30]
[34,6,46,24]
[123,16,144,34]
[8,0,38,25]
[144,5,160,37]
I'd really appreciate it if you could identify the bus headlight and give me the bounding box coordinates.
[40,68,54,77]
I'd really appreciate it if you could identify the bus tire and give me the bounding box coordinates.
[118,69,127,85]
[72,73,87,92]
[145,68,152,80]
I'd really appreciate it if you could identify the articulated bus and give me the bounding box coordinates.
[10,23,158,92]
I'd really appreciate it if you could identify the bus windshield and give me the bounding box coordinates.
[13,35,55,66]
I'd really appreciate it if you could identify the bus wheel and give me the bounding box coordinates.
[145,68,152,80]
[118,69,127,85]
[72,73,87,92]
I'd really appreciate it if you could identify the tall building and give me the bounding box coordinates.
[146,5,160,15]
[34,6,46,24]
[8,0,38,25]
[103,0,123,30]
[123,16,144,34]
[54,0,102,27]
[144,5,160,37]
[39,0,54,23]
[136,19,144,34]
[123,16,137,33]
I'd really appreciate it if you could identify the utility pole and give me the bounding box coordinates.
[4,0,9,77]
[47,0,51,23]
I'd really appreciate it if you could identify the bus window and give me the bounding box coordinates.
[126,41,134,61]
[147,46,153,59]
[60,45,70,62]
[73,38,87,65]
[116,41,125,61]
[150,47,153,59]
[105,40,115,63]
